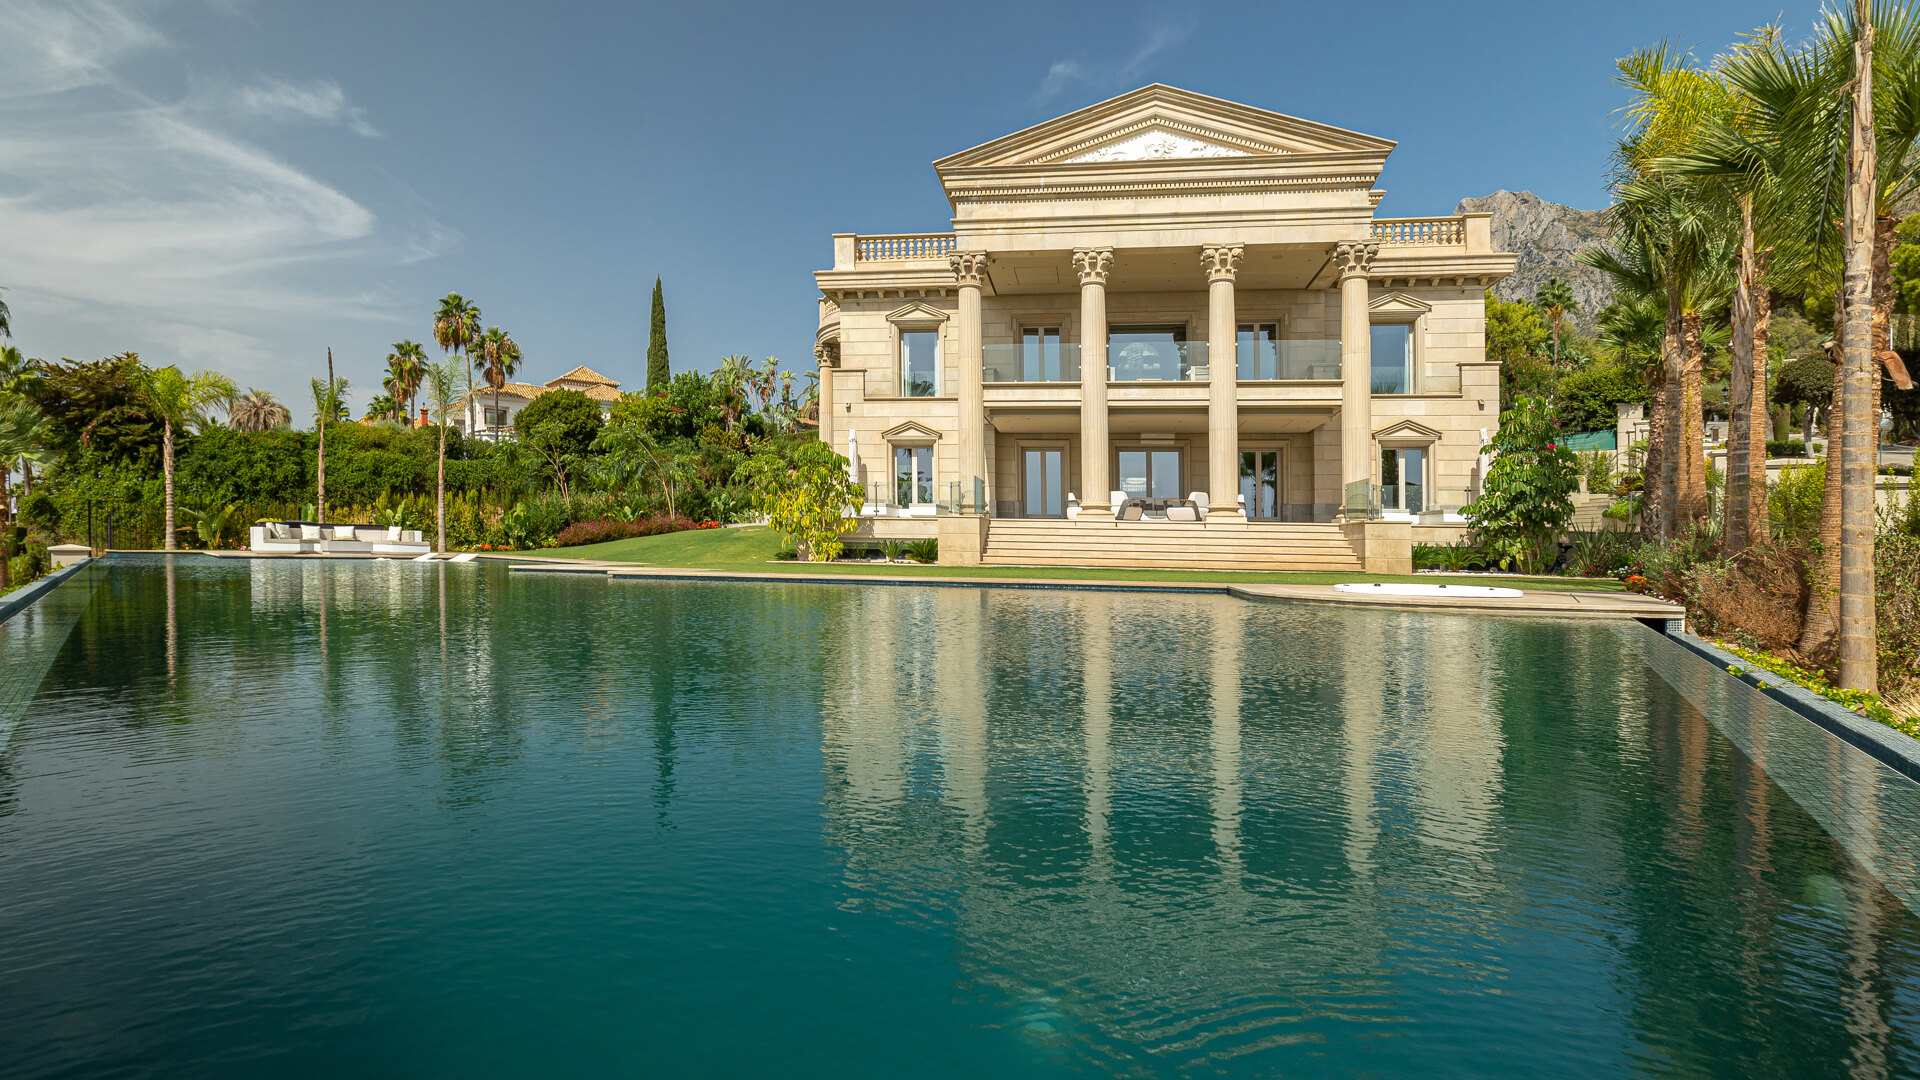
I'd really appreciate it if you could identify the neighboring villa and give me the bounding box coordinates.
[813,85,1517,571]
[453,366,623,441]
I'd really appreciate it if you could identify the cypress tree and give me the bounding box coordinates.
[646,276,670,392]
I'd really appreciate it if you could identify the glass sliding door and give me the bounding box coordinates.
[895,446,933,506]
[1381,446,1425,513]
[1237,323,1279,380]
[1022,448,1064,517]
[1239,449,1281,519]
[1022,327,1062,382]
[1117,449,1182,499]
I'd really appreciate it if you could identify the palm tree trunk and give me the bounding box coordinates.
[1682,311,1707,532]
[1728,193,1767,553]
[1660,277,1686,540]
[1839,17,1880,693]
[436,425,447,554]
[1643,366,1667,533]
[162,418,176,551]
[1800,326,1847,664]
[0,476,12,591]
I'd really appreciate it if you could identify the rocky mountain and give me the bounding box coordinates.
[1454,190,1614,324]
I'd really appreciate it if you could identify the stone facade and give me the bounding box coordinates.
[813,85,1516,528]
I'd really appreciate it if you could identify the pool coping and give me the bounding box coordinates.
[1666,630,1920,784]
[501,560,1688,622]
[0,559,92,629]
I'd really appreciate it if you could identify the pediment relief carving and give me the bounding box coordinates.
[935,85,1395,171]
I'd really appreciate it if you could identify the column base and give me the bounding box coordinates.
[1075,503,1114,521]
[1204,509,1247,524]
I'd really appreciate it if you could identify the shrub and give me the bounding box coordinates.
[1466,396,1580,572]
[904,538,939,563]
[737,438,862,561]
[1766,440,1817,458]
[553,515,697,548]
[1769,463,1826,548]
[1576,450,1617,494]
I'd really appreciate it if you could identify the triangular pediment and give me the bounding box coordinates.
[886,301,950,325]
[880,420,942,443]
[936,85,1395,170]
[1374,419,1443,442]
[1368,292,1433,316]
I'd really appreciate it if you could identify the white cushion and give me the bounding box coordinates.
[267,522,291,540]
[1167,505,1197,522]
[300,524,322,541]
[387,526,402,541]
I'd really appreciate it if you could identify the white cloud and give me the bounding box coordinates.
[231,78,380,137]
[0,0,444,393]
[1034,20,1192,103]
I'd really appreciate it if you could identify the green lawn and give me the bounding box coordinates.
[525,526,1625,592]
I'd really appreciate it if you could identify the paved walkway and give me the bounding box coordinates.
[504,560,1684,622]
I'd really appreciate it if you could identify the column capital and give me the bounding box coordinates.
[813,340,840,368]
[949,251,989,288]
[1072,247,1114,286]
[1331,241,1379,280]
[1200,244,1244,283]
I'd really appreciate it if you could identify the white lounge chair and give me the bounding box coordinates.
[1065,493,1081,521]
[1189,491,1210,518]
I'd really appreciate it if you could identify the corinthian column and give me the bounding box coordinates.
[1203,244,1244,520]
[813,340,838,451]
[1334,241,1379,515]
[951,251,989,512]
[1075,247,1115,519]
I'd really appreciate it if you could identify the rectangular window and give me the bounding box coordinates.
[1237,323,1279,380]
[1109,325,1189,382]
[1022,448,1064,517]
[894,446,933,505]
[1381,446,1425,512]
[901,331,939,397]
[1371,324,1413,394]
[484,407,509,427]
[1240,449,1281,519]
[1022,327,1062,382]
[1117,449,1182,499]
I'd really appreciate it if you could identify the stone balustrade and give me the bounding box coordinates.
[855,233,957,261]
[1369,217,1465,246]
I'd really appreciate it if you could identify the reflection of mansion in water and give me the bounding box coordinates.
[813,85,1517,569]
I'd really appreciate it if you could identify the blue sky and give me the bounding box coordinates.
[0,0,1822,414]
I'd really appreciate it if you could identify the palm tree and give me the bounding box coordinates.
[141,365,237,550]
[433,292,482,423]
[1606,45,1746,541]
[230,388,290,432]
[0,286,11,339]
[423,359,460,553]
[470,326,522,436]
[309,375,350,426]
[0,346,45,494]
[715,354,753,431]
[387,339,427,423]
[311,360,348,524]
[1535,277,1577,367]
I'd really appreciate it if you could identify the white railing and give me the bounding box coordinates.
[1369,217,1465,246]
[855,233,957,261]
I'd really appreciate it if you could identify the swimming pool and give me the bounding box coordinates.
[3,555,1919,1077]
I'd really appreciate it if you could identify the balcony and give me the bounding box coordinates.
[985,342,1081,383]
[1368,217,1465,246]
[1236,338,1341,381]
[854,233,956,261]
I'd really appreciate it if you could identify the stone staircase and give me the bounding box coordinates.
[979,519,1364,572]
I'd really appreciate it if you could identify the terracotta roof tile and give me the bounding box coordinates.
[547,365,619,387]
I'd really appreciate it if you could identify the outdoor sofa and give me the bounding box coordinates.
[249,522,431,556]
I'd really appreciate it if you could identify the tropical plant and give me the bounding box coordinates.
[423,358,460,553]
[471,325,522,434]
[516,388,602,500]
[1535,276,1578,366]
[904,538,939,564]
[0,285,10,339]
[387,339,428,422]
[229,387,290,433]
[1465,396,1582,573]
[179,499,243,549]
[878,539,907,562]
[0,395,50,589]
[141,365,237,550]
[433,292,482,398]
[736,438,861,561]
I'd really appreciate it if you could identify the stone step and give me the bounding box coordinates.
[979,518,1363,571]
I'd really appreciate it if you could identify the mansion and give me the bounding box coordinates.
[812,85,1516,570]
[452,366,623,441]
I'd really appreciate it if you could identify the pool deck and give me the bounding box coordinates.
[499,559,1684,623]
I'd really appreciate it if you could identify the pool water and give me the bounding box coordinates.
[4,556,1920,1078]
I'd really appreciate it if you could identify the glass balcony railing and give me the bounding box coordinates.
[1236,339,1342,381]
[1371,364,1463,395]
[1110,340,1206,382]
[983,343,1081,383]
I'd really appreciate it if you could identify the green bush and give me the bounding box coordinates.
[1769,463,1826,548]
[1466,396,1581,572]
[904,538,939,564]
